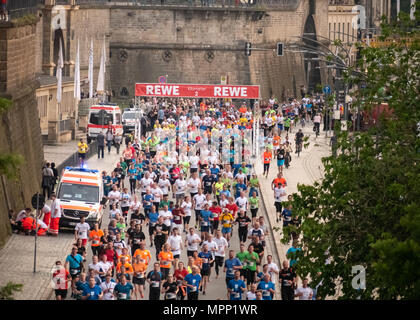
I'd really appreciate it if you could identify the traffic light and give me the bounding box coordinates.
[245,42,251,56]
[277,42,283,56]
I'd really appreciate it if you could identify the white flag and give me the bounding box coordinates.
[74,39,81,101]
[88,39,94,98]
[97,37,106,93]
[56,40,64,103]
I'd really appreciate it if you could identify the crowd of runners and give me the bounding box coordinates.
[42,95,327,300]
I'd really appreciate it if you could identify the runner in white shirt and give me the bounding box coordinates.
[193,190,206,227]
[294,278,313,300]
[235,192,249,212]
[75,216,90,246]
[181,197,192,232]
[166,228,183,269]
[159,205,173,229]
[96,255,112,280]
[203,234,218,280]
[173,175,187,205]
[267,255,280,283]
[158,176,171,196]
[108,185,121,209]
[140,173,154,195]
[214,230,229,279]
[187,173,200,197]
[109,204,121,220]
[185,228,201,257]
[246,284,258,300]
[189,155,199,174]
[150,183,163,206]
[100,274,116,300]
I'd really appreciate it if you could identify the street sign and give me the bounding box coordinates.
[31,193,45,210]
[323,85,331,95]
[221,75,228,85]
[158,76,167,84]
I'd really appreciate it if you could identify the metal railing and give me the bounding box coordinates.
[58,118,74,132]
[56,139,99,173]
[75,0,299,9]
[5,0,41,20]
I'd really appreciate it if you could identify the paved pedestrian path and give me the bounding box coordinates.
[0,149,121,300]
[255,125,331,285]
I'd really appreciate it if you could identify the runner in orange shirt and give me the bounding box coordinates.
[158,243,174,280]
[192,250,203,271]
[133,242,152,267]
[132,255,147,299]
[118,247,132,264]
[263,148,272,178]
[273,134,281,151]
[88,223,104,257]
[116,256,134,274]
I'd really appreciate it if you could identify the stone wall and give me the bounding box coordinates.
[0,21,44,248]
[68,0,329,101]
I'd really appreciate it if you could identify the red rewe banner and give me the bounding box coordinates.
[135,83,260,99]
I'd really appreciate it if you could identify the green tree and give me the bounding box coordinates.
[0,282,23,300]
[281,9,420,299]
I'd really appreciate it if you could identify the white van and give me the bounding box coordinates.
[87,103,123,143]
[57,167,106,229]
[122,108,142,134]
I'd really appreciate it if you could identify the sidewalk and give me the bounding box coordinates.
[43,140,79,166]
[256,125,331,283]
[0,147,121,300]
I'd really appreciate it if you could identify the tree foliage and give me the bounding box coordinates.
[0,282,23,300]
[281,9,420,299]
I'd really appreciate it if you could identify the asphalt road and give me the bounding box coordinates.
[59,149,281,300]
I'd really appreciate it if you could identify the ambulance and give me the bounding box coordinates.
[57,167,106,229]
[87,103,123,143]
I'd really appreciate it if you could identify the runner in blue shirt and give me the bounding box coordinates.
[224,250,243,287]
[183,266,202,300]
[198,244,214,295]
[82,277,103,300]
[200,204,213,241]
[114,275,134,300]
[227,270,246,300]
[142,190,155,218]
[281,204,293,227]
[147,208,160,246]
[257,274,276,300]
[234,181,247,199]
[65,247,84,279]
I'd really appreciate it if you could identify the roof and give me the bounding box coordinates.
[61,167,101,187]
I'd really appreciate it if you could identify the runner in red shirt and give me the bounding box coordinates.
[52,260,71,300]
[174,261,189,300]
[209,201,222,236]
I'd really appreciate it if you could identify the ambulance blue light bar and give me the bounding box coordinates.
[65,167,99,173]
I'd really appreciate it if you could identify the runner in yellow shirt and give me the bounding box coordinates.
[220,209,234,241]
[77,138,89,166]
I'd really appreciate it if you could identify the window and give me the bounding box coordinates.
[89,110,113,125]
[58,183,99,203]
[37,95,47,117]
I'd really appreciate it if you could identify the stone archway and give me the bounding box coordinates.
[302,13,321,95]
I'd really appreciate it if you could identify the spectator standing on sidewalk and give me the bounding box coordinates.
[105,129,114,154]
[97,131,105,159]
[0,0,7,22]
[42,162,54,199]
[114,133,122,154]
